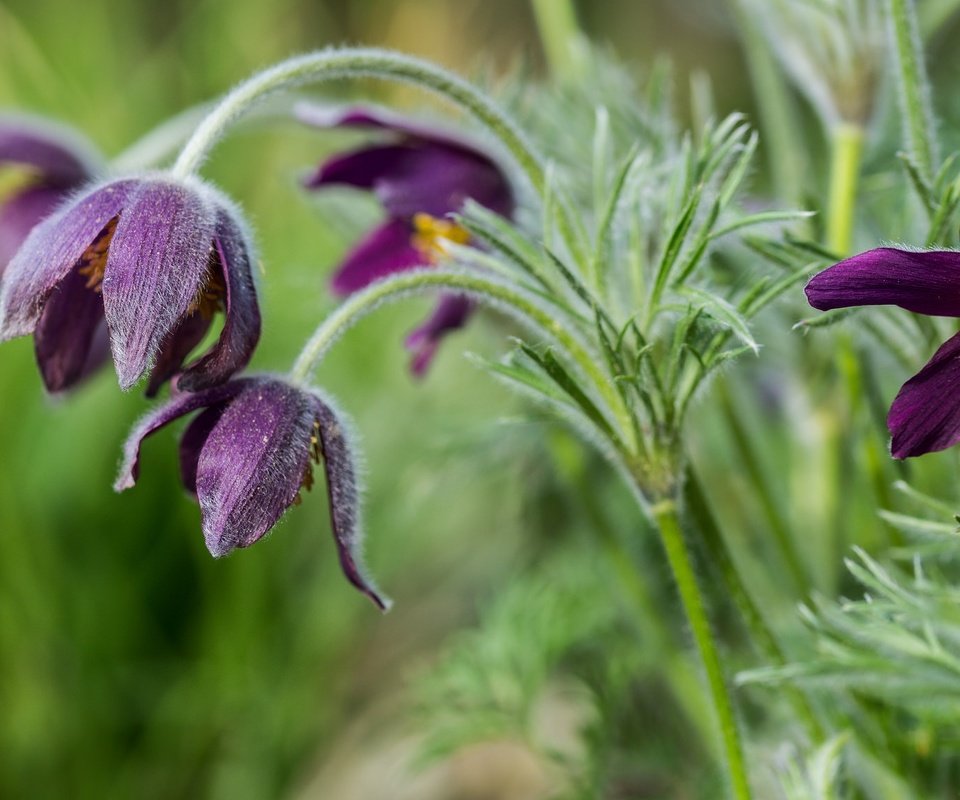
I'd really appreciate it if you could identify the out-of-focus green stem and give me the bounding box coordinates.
[730,0,805,204]
[530,0,584,80]
[717,383,808,594]
[887,0,938,182]
[683,467,824,741]
[826,123,863,257]
[651,497,752,800]
[920,0,960,39]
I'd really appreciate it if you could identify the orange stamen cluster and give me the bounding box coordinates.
[187,253,227,319]
[76,217,118,292]
[410,212,470,263]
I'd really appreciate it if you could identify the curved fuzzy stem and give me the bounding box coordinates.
[289,267,637,453]
[170,47,586,265]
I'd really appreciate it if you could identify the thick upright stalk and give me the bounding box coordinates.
[684,467,824,740]
[651,497,752,800]
[826,123,863,257]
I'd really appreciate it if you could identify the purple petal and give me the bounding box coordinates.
[330,218,424,295]
[373,145,513,219]
[179,405,225,497]
[33,259,106,392]
[888,331,960,458]
[0,117,98,182]
[311,392,390,610]
[298,103,514,218]
[0,185,71,276]
[114,380,247,491]
[805,248,960,316]
[194,380,315,556]
[145,312,212,398]
[405,294,473,377]
[0,179,136,340]
[304,143,415,190]
[295,103,495,161]
[176,207,261,392]
[101,178,216,389]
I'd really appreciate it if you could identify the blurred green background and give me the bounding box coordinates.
[3,1,960,798]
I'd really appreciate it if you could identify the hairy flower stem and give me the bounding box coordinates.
[650,496,752,800]
[887,0,938,183]
[826,123,863,257]
[170,47,586,265]
[566,465,718,761]
[683,467,824,741]
[530,0,585,80]
[289,268,638,453]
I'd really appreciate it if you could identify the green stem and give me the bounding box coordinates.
[565,460,718,760]
[887,0,938,182]
[826,122,863,257]
[919,0,960,39]
[289,267,637,453]
[530,0,585,80]
[683,467,824,741]
[651,497,752,800]
[169,47,587,266]
[717,383,808,594]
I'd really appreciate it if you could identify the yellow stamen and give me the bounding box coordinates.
[410,212,470,263]
[186,252,227,319]
[76,217,118,292]
[294,421,323,506]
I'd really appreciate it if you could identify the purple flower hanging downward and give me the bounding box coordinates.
[115,376,388,609]
[805,247,960,458]
[0,116,101,276]
[298,104,514,376]
[0,174,260,394]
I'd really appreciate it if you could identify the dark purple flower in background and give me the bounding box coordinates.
[0,116,101,277]
[115,375,388,610]
[0,174,260,394]
[298,104,514,376]
[805,247,960,458]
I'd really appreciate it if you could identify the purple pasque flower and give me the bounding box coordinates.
[115,375,389,610]
[805,247,960,458]
[0,115,101,275]
[0,174,260,394]
[298,104,514,376]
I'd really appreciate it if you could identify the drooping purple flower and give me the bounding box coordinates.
[0,115,102,277]
[115,376,389,610]
[297,104,514,375]
[0,174,261,394]
[805,247,960,458]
